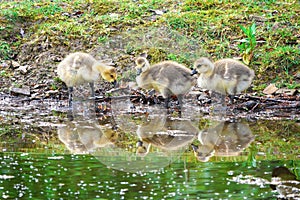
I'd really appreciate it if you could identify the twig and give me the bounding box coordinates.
[242,95,298,104]
[265,103,300,109]
[94,95,141,102]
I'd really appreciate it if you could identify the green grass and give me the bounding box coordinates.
[0,41,12,60]
[0,0,299,88]
[250,120,300,160]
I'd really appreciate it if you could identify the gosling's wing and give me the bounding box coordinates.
[153,61,195,84]
[214,59,254,81]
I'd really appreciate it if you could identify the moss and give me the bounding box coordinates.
[147,47,168,64]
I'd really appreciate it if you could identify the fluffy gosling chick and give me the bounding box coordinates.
[57,52,117,108]
[191,57,255,102]
[135,57,197,108]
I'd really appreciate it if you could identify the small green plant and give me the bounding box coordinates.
[0,41,12,60]
[50,84,58,90]
[53,77,62,83]
[167,53,188,65]
[98,36,108,43]
[0,70,8,77]
[247,143,257,167]
[252,83,267,91]
[238,23,256,65]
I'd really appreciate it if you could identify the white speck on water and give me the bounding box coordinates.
[48,156,64,160]
[120,188,128,195]
[0,175,15,179]
[227,170,234,175]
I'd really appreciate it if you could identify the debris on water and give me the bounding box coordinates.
[230,174,270,187]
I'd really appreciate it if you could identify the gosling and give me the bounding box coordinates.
[135,57,197,108]
[57,52,117,108]
[191,57,255,103]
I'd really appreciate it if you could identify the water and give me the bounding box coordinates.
[0,152,296,199]
[0,93,299,199]
[0,153,298,199]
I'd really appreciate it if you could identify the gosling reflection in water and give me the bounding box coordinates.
[58,120,118,154]
[136,115,199,157]
[192,121,254,162]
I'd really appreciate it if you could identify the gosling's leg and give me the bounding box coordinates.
[148,89,159,105]
[67,87,74,121]
[89,82,95,98]
[164,97,170,109]
[68,87,73,108]
[161,88,171,109]
[89,82,98,113]
[177,94,184,109]
[228,86,237,104]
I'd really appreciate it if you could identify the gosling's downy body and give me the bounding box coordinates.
[57,52,117,117]
[57,52,117,87]
[135,57,197,108]
[192,57,255,101]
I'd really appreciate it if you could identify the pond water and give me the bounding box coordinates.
[0,91,299,199]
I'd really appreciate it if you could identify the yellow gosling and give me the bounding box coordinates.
[135,57,197,108]
[191,57,255,102]
[57,52,117,114]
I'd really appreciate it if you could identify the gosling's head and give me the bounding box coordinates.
[101,66,118,86]
[191,144,215,162]
[104,128,119,143]
[135,57,150,75]
[191,57,213,75]
[136,140,150,157]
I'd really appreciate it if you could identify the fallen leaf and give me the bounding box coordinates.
[263,84,278,95]
[275,88,297,96]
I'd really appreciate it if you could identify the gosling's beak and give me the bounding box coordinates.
[112,80,118,87]
[136,68,142,76]
[191,69,198,76]
[112,124,118,130]
[136,140,143,147]
[191,144,198,151]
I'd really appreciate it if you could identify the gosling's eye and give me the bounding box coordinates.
[110,75,114,78]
